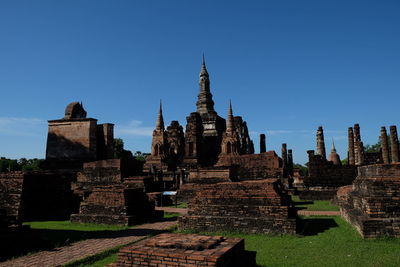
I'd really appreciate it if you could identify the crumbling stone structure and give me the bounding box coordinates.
[337,164,400,238]
[108,233,256,267]
[71,158,163,225]
[179,179,297,235]
[45,102,114,169]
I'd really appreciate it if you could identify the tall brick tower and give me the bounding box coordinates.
[195,55,226,165]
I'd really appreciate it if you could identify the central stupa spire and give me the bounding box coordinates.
[196,55,215,114]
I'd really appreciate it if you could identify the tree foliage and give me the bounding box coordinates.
[294,163,308,176]
[0,157,44,172]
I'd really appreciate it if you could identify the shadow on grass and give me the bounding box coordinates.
[297,217,338,236]
[293,201,314,205]
[0,217,176,262]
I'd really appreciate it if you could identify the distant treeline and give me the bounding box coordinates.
[0,157,44,172]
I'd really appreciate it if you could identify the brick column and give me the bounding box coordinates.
[281,143,288,177]
[260,134,266,153]
[348,127,355,165]
[287,149,294,176]
[353,124,363,165]
[390,125,399,163]
[316,126,326,160]
[380,126,390,164]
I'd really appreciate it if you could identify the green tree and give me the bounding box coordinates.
[293,163,308,176]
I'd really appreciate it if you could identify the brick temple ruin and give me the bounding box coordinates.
[141,57,298,235]
[144,57,294,183]
[300,124,385,200]
[337,125,400,238]
[144,57,255,172]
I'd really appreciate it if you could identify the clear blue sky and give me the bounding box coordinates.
[1,0,399,164]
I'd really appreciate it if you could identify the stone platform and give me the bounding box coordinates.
[179,179,297,235]
[337,164,400,238]
[107,233,256,267]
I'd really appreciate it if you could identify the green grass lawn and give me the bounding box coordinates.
[81,216,400,267]
[164,201,188,208]
[291,195,340,211]
[180,216,400,267]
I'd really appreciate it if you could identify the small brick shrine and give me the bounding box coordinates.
[179,179,297,235]
[337,164,400,238]
[107,233,256,267]
[70,185,162,226]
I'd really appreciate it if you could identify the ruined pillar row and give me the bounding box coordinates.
[316,126,326,160]
[348,127,355,165]
[380,126,390,164]
[390,125,399,163]
[260,134,266,153]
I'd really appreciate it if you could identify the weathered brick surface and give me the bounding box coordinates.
[188,167,237,184]
[107,233,256,267]
[216,152,284,179]
[70,185,163,226]
[300,152,357,200]
[179,180,297,235]
[338,164,400,238]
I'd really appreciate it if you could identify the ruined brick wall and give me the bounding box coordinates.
[338,164,400,238]
[216,151,284,179]
[0,171,79,222]
[179,180,297,235]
